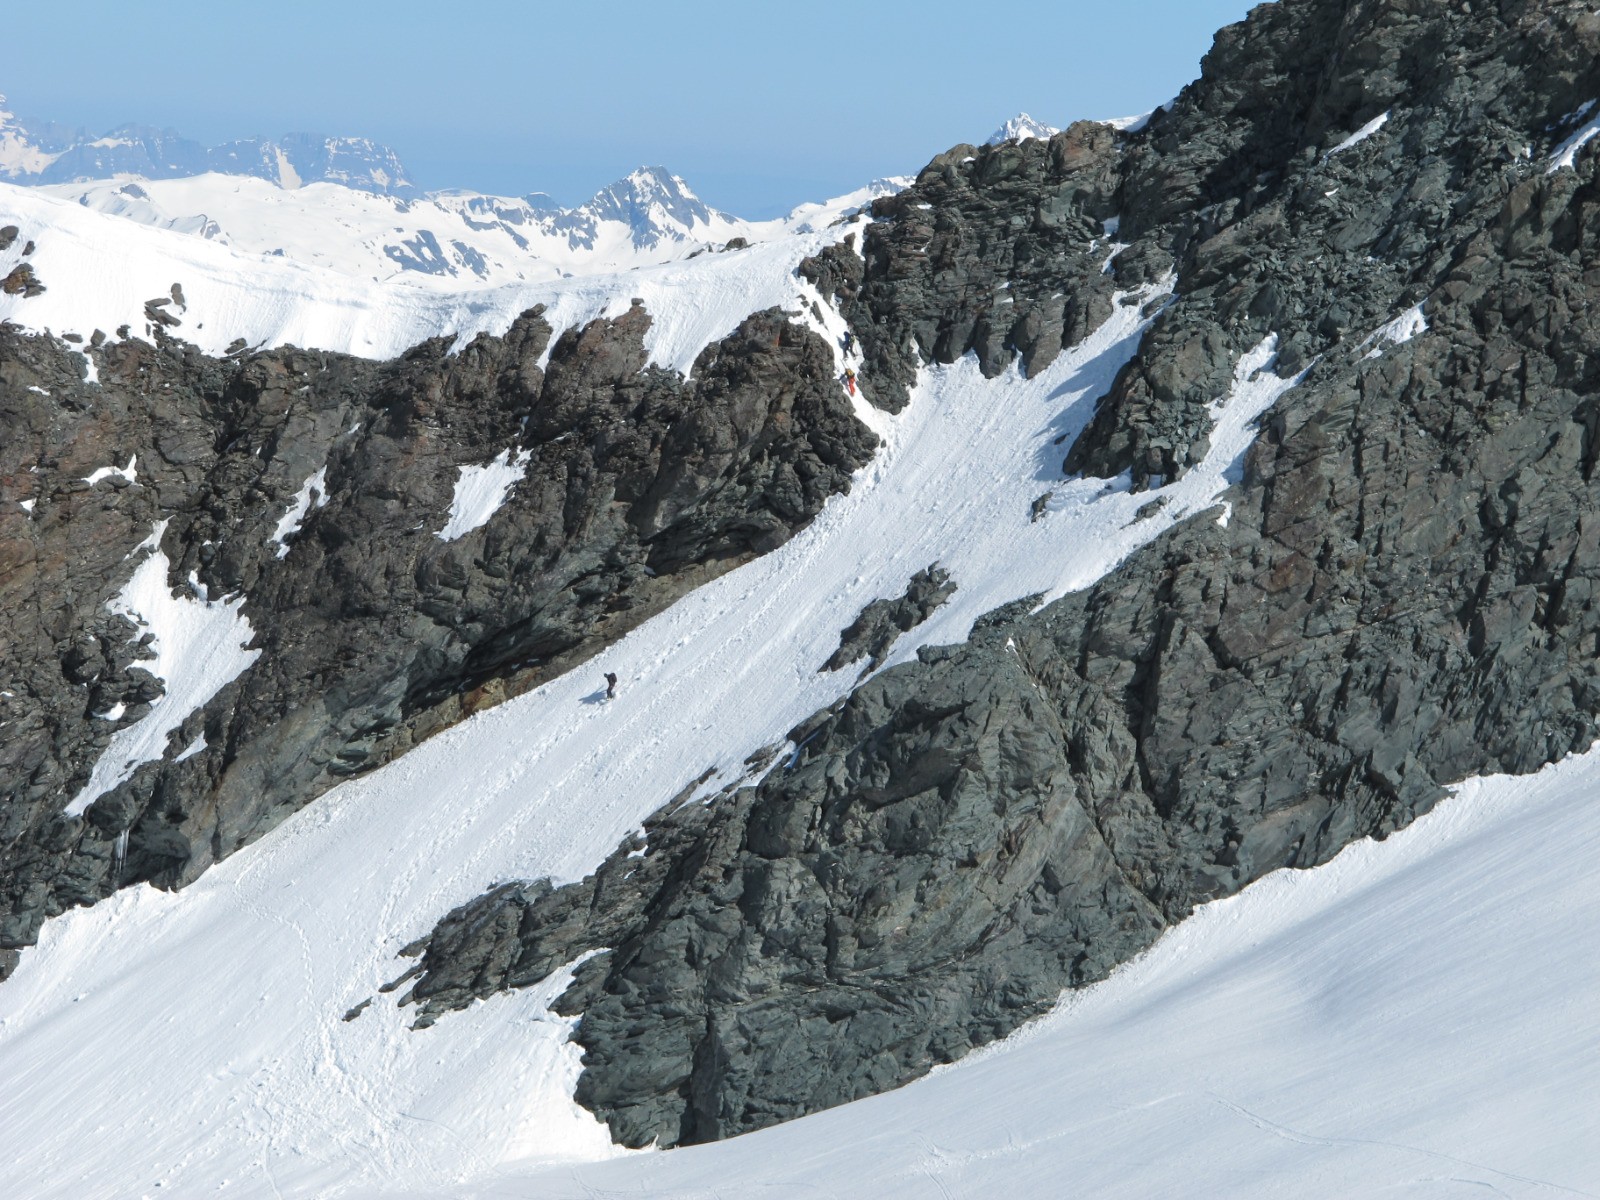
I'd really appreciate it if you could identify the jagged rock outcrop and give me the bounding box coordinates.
[0,299,875,975]
[800,120,1123,413]
[405,0,1600,1149]
[821,564,955,672]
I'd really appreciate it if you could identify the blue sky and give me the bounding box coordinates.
[6,1,1262,216]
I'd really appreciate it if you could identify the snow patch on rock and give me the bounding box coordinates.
[270,466,329,558]
[1548,101,1600,173]
[63,521,261,817]
[1323,111,1391,160]
[438,449,532,542]
[173,732,207,763]
[1360,302,1429,359]
[82,455,136,487]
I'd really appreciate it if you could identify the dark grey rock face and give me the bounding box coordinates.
[822,564,954,673]
[0,298,875,977]
[402,0,1600,1150]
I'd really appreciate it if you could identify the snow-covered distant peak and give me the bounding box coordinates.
[0,94,414,195]
[551,165,730,251]
[986,113,1059,146]
[208,132,414,194]
[590,166,719,225]
[0,172,886,372]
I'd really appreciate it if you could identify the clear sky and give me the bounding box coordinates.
[5,1,1263,217]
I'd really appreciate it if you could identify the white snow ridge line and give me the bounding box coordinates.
[437,447,531,541]
[63,521,261,817]
[1323,111,1390,160]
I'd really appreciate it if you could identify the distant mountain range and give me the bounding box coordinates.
[2,91,910,282]
[0,92,413,194]
[39,168,903,287]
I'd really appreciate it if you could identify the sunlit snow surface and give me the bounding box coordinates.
[33,172,899,287]
[0,180,874,373]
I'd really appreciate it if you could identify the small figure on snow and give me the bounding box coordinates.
[843,367,857,396]
[842,330,855,355]
[604,671,618,700]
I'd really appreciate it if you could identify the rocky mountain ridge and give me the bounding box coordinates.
[0,289,877,976]
[2,0,1599,1165]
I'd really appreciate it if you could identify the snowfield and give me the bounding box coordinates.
[24,169,900,288]
[0,178,883,369]
[1,173,1595,1199]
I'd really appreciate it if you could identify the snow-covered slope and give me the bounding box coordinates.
[0,178,886,367]
[4,282,1595,1193]
[8,199,1584,1190]
[30,170,903,287]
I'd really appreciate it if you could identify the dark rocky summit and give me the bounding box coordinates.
[400,0,1600,1149]
[0,299,875,977]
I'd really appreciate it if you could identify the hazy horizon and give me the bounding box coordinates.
[6,0,1262,217]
